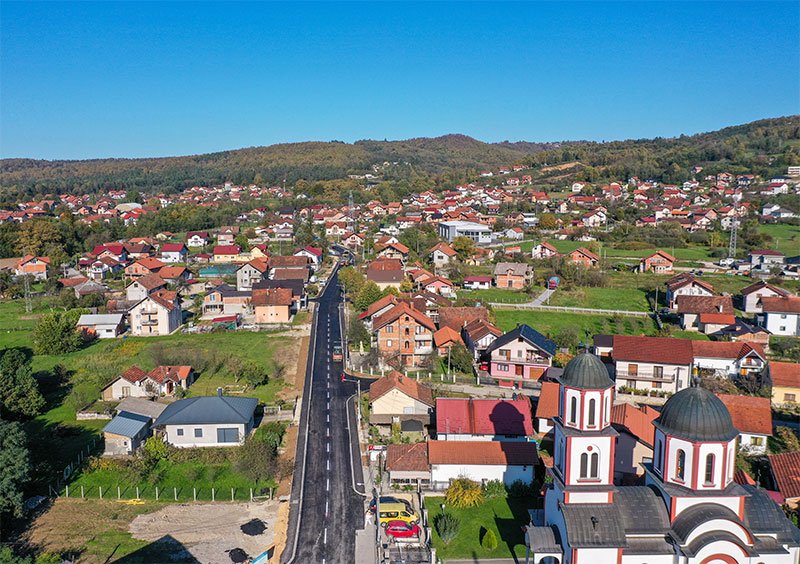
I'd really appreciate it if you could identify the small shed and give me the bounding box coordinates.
[102,411,152,455]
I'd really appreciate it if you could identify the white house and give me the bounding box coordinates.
[462,276,492,290]
[159,243,188,263]
[186,231,210,247]
[76,313,125,339]
[438,220,492,244]
[429,242,458,268]
[153,392,257,448]
[717,394,772,455]
[759,296,800,336]
[612,335,694,394]
[128,290,182,336]
[740,281,793,314]
[428,440,537,487]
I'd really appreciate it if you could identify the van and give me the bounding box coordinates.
[378,502,418,527]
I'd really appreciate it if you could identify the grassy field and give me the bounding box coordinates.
[493,309,657,342]
[544,239,716,261]
[759,223,800,255]
[460,288,532,304]
[549,285,651,311]
[427,495,536,560]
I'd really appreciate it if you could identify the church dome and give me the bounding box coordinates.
[654,387,738,442]
[559,352,614,389]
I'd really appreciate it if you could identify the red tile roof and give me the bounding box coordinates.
[769,361,800,389]
[698,313,736,325]
[134,274,167,291]
[120,366,147,384]
[768,451,800,500]
[535,381,560,420]
[252,287,293,307]
[676,295,734,315]
[438,307,489,331]
[691,341,764,361]
[386,443,429,472]
[369,370,434,407]
[372,303,436,333]
[716,394,773,436]
[148,365,192,384]
[433,326,462,348]
[427,440,537,466]
[358,294,398,320]
[430,242,458,257]
[213,245,241,255]
[436,397,533,437]
[612,335,694,365]
[610,403,659,447]
[761,296,800,314]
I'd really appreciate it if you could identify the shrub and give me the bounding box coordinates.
[482,480,507,499]
[434,512,460,544]
[508,480,536,498]
[235,437,277,482]
[445,477,484,508]
[481,528,498,551]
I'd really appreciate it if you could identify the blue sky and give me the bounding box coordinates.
[1,1,798,160]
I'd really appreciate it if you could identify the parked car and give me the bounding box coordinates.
[378,503,419,528]
[385,520,421,539]
[332,344,343,362]
[369,496,412,514]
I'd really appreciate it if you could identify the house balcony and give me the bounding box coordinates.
[615,369,675,383]
[140,318,159,326]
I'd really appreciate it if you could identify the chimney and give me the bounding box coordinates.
[217,387,223,397]
[717,304,723,313]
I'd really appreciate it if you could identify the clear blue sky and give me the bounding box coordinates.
[1,1,798,160]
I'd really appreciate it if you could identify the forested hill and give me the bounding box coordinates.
[1,116,798,199]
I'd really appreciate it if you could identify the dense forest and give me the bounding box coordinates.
[1,116,798,199]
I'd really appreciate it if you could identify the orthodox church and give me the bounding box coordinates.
[525,353,800,564]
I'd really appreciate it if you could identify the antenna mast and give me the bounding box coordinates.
[728,218,738,259]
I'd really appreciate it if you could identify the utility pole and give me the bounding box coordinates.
[23,275,32,314]
[728,218,738,259]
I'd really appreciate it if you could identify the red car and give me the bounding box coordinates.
[385,520,421,539]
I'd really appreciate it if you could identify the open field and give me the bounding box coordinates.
[759,223,800,255]
[493,309,658,342]
[426,495,536,560]
[460,288,532,304]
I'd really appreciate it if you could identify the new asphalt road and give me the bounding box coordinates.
[281,267,367,564]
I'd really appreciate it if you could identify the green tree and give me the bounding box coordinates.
[32,310,86,355]
[538,213,558,230]
[338,267,365,295]
[355,281,383,311]
[0,419,31,532]
[481,528,498,550]
[447,343,475,374]
[451,236,476,260]
[348,317,371,349]
[235,437,277,482]
[0,349,45,419]
[445,477,484,508]
[434,512,461,545]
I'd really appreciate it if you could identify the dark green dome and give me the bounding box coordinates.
[654,387,738,442]
[559,352,614,389]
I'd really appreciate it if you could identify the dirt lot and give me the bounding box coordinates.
[26,498,279,563]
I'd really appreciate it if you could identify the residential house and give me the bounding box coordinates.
[427,440,537,487]
[638,250,676,274]
[420,275,456,298]
[101,365,194,400]
[153,392,257,448]
[691,341,766,378]
[213,245,241,263]
[716,394,772,454]
[216,226,239,246]
[366,259,404,290]
[484,324,557,386]
[429,242,458,268]
[186,231,210,247]
[438,220,492,244]
[568,247,600,268]
[768,361,800,406]
[504,227,525,240]
[612,335,694,394]
[76,313,125,339]
[294,246,323,270]
[15,255,50,280]
[126,274,167,302]
[236,259,270,291]
[531,242,561,260]
[759,296,800,336]
[535,381,560,435]
[462,275,492,290]
[435,397,534,441]
[202,284,252,318]
[713,320,771,349]
[493,262,532,290]
[740,281,793,314]
[125,257,165,279]
[433,326,462,357]
[372,302,436,367]
[676,294,734,331]
[129,289,182,336]
[748,249,785,274]
[252,279,305,311]
[665,273,716,309]
[253,287,293,324]
[357,294,399,330]
[610,403,660,483]
[768,451,800,508]
[376,241,410,263]
[157,266,190,285]
[102,411,153,456]
[368,371,434,431]
[462,318,503,361]
[160,243,188,263]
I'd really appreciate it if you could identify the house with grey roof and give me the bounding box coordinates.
[103,411,153,455]
[153,391,258,448]
[76,313,125,339]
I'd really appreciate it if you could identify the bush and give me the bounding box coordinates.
[481,528,498,550]
[508,480,536,498]
[445,477,484,508]
[482,479,507,499]
[434,512,460,544]
[235,437,277,482]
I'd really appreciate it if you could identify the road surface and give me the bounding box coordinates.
[281,267,367,564]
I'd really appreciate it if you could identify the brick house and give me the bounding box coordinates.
[493,262,532,289]
[372,303,436,367]
[568,247,600,268]
[638,250,676,274]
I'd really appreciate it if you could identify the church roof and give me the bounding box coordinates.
[559,503,626,548]
[653,386,738,442]
[557,352,614,389]
[613,487,670,535]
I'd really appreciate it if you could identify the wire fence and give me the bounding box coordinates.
[56,483,274,503]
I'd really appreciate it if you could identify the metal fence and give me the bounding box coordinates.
[57,483,273,503]
[491,303,652,317]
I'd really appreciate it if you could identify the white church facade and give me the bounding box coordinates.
[525,353,800,564]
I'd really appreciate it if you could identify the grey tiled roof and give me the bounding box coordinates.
[560,503,626,548]
[485,324,557,357]
[614,486,670,535]
[103,411,150,438]
[116,397,168,421]
[682,531,757,558]
[670,503,744,544]
[742,485,800,544]
[526,526,562,553]
[154,395,257,427]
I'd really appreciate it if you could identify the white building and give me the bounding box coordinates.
[438,220,492,244]
[428,440,536,487]
[759,296,800,336]
[524,353,800,564]
[76,313,125,339]
[153,393,257,448]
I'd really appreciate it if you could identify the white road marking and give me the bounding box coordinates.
[326,478,330,491]
[325,500,329,516]
[327,442,330,453]
[323,527,327,545]
[327,459,330,471]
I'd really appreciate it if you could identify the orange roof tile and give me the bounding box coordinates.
[427,440,537,466]
[716,394,773,436]
[369,371,434,407]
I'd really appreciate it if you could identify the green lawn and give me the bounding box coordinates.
[759,223,800,256]
[427,495,536,560]
[461,288,532,304]
[493,310,657,342]
[542,240,716,261]
[548,286,651,311]
[0,296,56,350]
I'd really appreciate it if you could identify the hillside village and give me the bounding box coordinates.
[1,154,800,562]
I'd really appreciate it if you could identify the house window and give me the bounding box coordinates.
[588,398,596,427]
[386,340,393,347]
[386,326,394,333]
[653,366,664,378]
[784,393,796,402]
[122,386,131,397]
[404,327,410,336]
[217,428,240,443]
[497,364,509,372]
[675,449,686,481]
[194,428,203,438]
[653,381,662,389]
[579,452,599,479]
[404,341,411,350]
[176,428,184,436]
[654,440,662,470]
[750,436,764,446]
[569,396,577,424]
[704,454,715,484]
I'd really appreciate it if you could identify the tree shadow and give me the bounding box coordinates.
[115,534,198,563]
